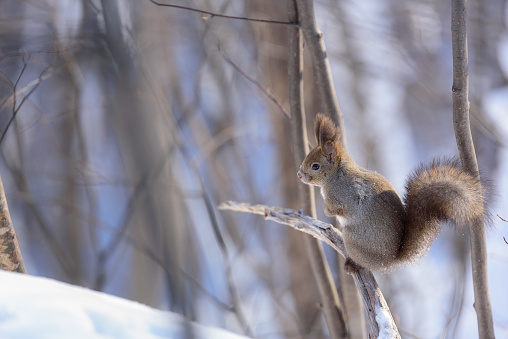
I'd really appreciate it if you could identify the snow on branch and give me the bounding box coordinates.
[218,201,344,254]
[218,201,400,338]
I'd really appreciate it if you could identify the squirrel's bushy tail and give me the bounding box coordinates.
[399,158,487,263]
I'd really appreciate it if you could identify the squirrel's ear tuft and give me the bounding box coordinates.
[314,113,339,146]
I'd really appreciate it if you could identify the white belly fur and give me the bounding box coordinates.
[335,215,348,228]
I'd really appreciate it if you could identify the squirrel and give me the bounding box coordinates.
[297,113,488,273]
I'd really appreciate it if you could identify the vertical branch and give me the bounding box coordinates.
[292,0,371,337]
[294,0,346,148]
[292,0,399,337]
[0,175,25,273]
[451,1,495,338]
[452,0,475,171]
[287,1,346,338]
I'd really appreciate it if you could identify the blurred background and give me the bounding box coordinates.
[0,0,507,338]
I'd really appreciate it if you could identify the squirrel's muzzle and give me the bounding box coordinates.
[297,169,312,184]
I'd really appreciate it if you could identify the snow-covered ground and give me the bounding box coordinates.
[0,270,249,339]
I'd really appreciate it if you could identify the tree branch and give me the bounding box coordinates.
[219,46,290,119]
[451,1,495,338]
[286,1,346,336]
[0,174,25,273]
[0,51,64,147]
[218,201,400,338]
[294,0,346,146]
[148,0,297,26]
[293,1,365,336]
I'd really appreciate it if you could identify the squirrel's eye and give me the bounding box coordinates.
[311,163,320,171]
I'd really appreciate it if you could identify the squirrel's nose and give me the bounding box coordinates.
[297,170,303,179]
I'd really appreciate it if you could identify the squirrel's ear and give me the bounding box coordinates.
[323,141,337,164]
[314,113,339,146]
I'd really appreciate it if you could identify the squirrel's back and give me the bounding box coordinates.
[399,158,487,263]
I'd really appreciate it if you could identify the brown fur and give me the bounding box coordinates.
[314,113,339,148]
[400,158,487,263]
[297,115,488,272]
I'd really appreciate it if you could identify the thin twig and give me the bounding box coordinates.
[0,49,63,63]
[0,175,25,273]
[0,53,63,146]
[93,149,171,289]
[148,0,297,26]
[127,230,235,311]
[496,215,507,247]
[3,54,31,146]
[202,190,252,337]
[163,106,254,336]
[219,46,290,119]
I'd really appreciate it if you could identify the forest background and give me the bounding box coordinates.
[0,0,507,338]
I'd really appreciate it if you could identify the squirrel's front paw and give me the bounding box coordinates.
[344,258,362,274]
[324,204,345,217]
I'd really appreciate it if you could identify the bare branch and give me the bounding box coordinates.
[286,2,347,336]
[498,216,508,245]
[292,1,365,336]
[451,1,494,337]
[148,0,297,26]
[294,0,346,146]
[218,201,400,338]
[201,191,253,337]
[219,46,290,119]
[125,226,235,312]
[0,52,64,147]
[219,201,340,248]
[0,49,61,63]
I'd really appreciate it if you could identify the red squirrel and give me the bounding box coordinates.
[297,114,487,273]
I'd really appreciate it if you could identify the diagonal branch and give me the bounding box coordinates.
[219,201,342,252]
[0,52,64,147]
[148,0,296,26]
[218,201,401,338]
[219,46,290,119]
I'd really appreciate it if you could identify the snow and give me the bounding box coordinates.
[0,270,249,339]
[375,304,397,339]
